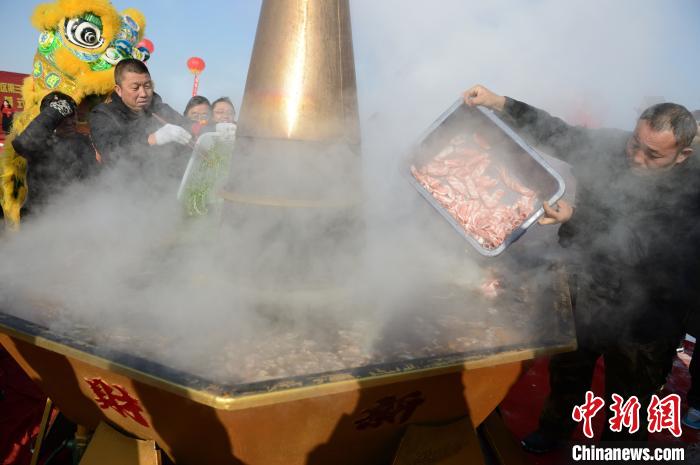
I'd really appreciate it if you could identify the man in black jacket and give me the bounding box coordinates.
[89,59,192,178]
[680,112,700,430]
[464,85,698,448]
[12,92,97,214]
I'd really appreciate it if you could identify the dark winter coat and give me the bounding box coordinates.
[88,92,191,176]
[11,107,97,212]
[501,98,700,344]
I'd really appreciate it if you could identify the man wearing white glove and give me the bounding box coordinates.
[89,59,192,175]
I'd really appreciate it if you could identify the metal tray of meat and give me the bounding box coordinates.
[405,99,566,257]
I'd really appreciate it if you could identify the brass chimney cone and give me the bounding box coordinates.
[220,0,363,290]
[236,0,360,146]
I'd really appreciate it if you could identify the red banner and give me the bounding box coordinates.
[0,70,28,113]
[0,70,28,146]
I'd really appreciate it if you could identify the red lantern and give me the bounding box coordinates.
[187,57,206,75]
[137,38,155,53]
[187,57,206,96]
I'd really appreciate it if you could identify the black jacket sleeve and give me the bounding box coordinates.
[11,107,65,161]
[500,97,595,164]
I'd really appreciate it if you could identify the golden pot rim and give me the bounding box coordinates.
[0,311,574,411]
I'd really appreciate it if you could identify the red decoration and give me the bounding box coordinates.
[85,378,150,427]
[137,38,155,53]
[187,57,206,75]
[186,57,206,96]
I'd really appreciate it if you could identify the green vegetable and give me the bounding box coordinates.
[182,140,233,217]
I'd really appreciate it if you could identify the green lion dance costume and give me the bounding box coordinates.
[1,0,150,229]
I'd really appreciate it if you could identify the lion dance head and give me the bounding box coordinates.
[1,0,150,229]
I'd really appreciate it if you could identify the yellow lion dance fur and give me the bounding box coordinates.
[1,0,147,229]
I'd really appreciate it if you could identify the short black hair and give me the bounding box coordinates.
[639,103,697,150]
[184,95,211,115]
[212,97,235,112]
[114,58,150,86]
[692,110,700,123]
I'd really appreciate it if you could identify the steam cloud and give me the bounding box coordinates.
[1,0,695,386]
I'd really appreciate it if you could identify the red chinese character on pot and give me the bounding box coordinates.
[647,393,681,437]
[608,394,641,434]
[354,391,426,430]
[572,391,605,439]
[85,378,150,427]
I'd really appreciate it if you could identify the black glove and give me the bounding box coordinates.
[40,92,77,118]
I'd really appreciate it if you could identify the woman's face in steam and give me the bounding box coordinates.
[186,103,211,123]
[212,102,235,123]
[625,120,690,174]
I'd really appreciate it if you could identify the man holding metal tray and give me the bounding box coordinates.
[464,84,699,450]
